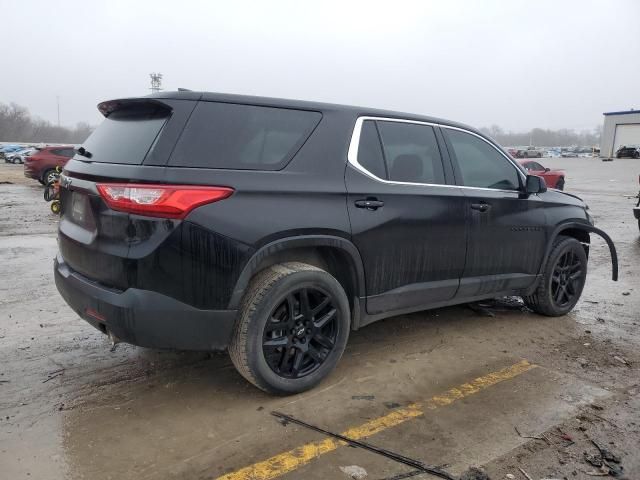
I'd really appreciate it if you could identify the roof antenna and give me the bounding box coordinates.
[178,88,192,92]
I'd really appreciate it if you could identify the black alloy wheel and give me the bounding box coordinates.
[229,262,350,394]
[550,249,583,309]
[262,287,338,379]
[523,236,587,316]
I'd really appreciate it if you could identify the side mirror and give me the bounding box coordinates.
[525,175,547,194]
[544,167,550,172]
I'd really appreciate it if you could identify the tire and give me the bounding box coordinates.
[229,262,350,395]
[555,177,565,190]
[524,236,587,316]
[44,181,56,201]
[42,169,57,185]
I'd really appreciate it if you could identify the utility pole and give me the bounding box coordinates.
[56,96,60,127]
[150,73,163,93]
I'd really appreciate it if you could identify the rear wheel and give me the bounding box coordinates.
[555,177,565,190]
[524,236,587,316]
[229,262,350,394]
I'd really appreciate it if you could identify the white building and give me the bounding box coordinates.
[600,109,640,158]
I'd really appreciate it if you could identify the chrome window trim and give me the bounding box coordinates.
[347,115,526,193]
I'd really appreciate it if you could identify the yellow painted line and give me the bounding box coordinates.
[216,360,536,480]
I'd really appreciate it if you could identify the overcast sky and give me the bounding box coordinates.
[2,0,639,132]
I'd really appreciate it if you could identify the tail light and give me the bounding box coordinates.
[96,183,234,219]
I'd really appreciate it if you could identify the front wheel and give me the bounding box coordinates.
[229,262,350,394]
[42,169,57,185]
[524,236,587,316]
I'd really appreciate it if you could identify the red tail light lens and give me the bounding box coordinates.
[96,183,234,219]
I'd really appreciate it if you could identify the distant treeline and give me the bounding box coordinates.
[480,125,601,147]
[0,102,94,144]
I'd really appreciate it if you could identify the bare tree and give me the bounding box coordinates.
[0,102,95,144]
[480,125,601,147]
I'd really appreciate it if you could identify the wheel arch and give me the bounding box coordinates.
[543,223,618,281]
[228,235,366,327]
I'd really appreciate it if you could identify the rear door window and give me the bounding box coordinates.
[78,105,169,165]
[356,120,387,179]
[376,121,445,184]
[169,102,321,170]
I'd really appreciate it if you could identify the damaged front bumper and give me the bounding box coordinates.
[583,225,619,281]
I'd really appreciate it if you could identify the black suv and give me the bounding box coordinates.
[54,92,618,394]
[616,145,640,159]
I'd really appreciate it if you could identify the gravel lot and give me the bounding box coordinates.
[0,158,638,480]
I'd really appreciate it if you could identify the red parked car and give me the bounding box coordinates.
[517,159,565,190]
[24,146,76,184]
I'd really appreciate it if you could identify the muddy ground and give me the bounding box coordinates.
[0,158,638,480]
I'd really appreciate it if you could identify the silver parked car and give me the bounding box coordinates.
[5,147,36,164]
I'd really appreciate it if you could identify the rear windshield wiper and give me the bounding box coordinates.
[76,147,93,159]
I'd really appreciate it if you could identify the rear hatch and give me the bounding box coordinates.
[58,97,195,289]
[58,94,322,305]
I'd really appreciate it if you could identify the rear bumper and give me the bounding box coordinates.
[54,255,237,351]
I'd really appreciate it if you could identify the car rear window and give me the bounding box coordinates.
[168,102,322,170]
[78,105,169,165]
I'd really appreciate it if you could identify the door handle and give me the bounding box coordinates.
[355,198,384,210]
[470,202,491,212]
